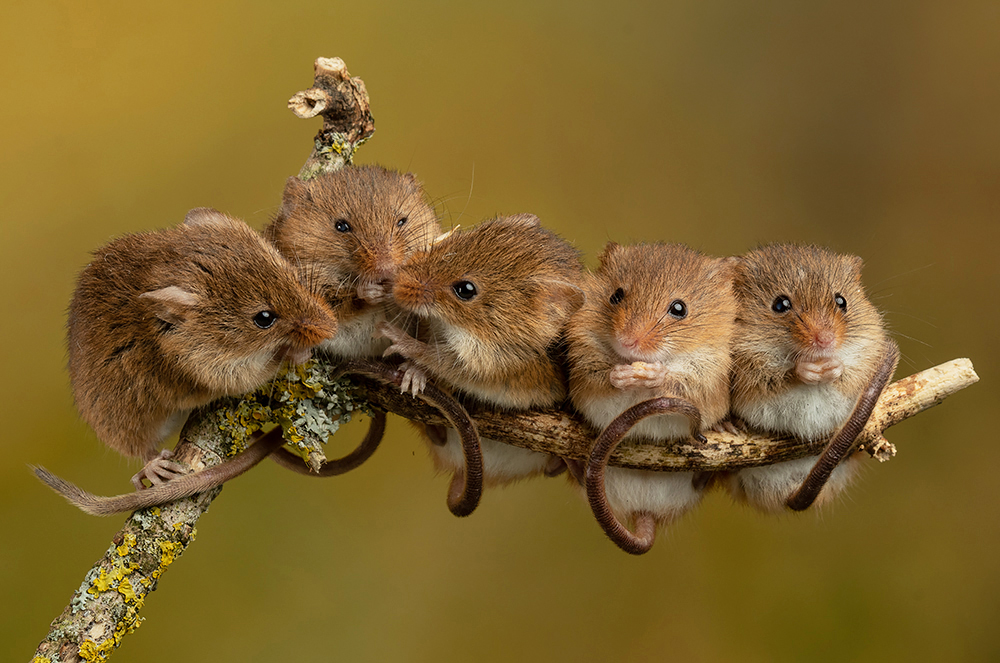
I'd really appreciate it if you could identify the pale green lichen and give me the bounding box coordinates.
[220,360,358,471]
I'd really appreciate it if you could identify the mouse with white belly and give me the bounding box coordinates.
[34,208,338,512]
[726,243,899,513]
[376,214,585,516]
[566,242,736,554]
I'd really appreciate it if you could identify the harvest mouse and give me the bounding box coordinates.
[264,165,454,479]
[566,243,736,554]
[265,164,441,359]
[377,214,585,516]
[43,207,338,492]
[726,243,899,512]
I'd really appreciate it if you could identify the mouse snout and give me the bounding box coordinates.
[392,272,435,313]
[793,314,841,358]
[289,315,338,349]
[813,329,836,349]
[613,324,663,363]
[360,248,399,284]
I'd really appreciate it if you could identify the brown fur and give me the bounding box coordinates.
[388,214,585,409]
[729,243,885,413]
[264,165,440,332]
[567,242,735,427]
[67,208,337,462]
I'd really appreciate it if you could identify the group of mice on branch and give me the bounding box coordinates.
[35,163,898,555]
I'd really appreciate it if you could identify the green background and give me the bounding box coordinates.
[2,1,996,661]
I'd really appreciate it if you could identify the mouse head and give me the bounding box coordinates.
[142,208,337,395]
[267,165,440,305]
[392,214,584,352]
[591,242,735,363]
[732,243,882,365]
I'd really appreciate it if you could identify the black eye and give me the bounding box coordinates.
[253,310,278,329]
[453,281,477,301]
[668,299,687,319]
[609,288,625,305]
[334,219,351,233]
[397,217,408,227]
[772,295,792,313]
[834,293,847,312]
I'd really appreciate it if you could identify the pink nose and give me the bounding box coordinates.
[618,335,638,350]
[814,330,835,348]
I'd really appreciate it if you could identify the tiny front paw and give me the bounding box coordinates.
[609,361,667,390]
[376,322,416,359]
[357,281,388,304]
[796,357,844,385]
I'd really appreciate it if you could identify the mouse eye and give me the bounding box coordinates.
[668,299,687,319]
[834,293,847,312]
[609,288,625,305]
[397,216,408,228]
[253,310,278,329]
[334,219,351,233]
[452,281,478,301]
[772,295,792,313]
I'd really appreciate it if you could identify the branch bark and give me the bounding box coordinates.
[32,53,981,662]
[352,358,979,471]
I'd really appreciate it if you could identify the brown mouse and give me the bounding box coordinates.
[377,214,585,515]
[265,164,441,359]
[42,207,338,492]
[726,243,899,512]
[565,242,736,554]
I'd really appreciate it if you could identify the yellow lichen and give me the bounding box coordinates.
[89,568,112,594]
[78,637,115,662]
[118,577,137,603]
[116,533,136,557]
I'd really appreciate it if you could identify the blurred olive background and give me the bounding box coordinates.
[2,1,997,661]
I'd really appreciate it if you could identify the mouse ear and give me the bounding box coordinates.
[139,286,201,326]
[183,208,234,228]
[282,176,313,202]
[597,241,623,267]
[536,279,587,318]
[846,254,864,281]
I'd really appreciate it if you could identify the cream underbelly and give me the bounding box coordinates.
[576,390,696,442]
[425,428,552,485]
[603,466,703,524]
[735,382,856,441]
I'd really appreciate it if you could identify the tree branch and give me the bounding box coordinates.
[352,358,978,471]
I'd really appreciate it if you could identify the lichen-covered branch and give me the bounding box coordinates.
[32,365,360,662]
[32,412,240,663]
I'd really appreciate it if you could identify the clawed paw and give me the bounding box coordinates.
[796,358,844,385]
[711,419,742,435]
[131,449,188,490]
[609,361,667,389]
[399,361,428,396]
